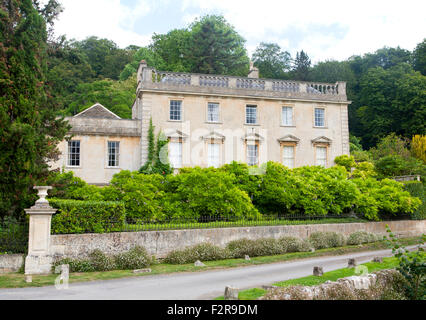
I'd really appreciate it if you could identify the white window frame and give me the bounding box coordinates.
[315,146,328,167]
[246,142,259,166]
[282,106,294,126]
[207,143,221,168]
[207,102,220,123]
[67,140,81,167]
[245,105,258,125]
[169,141,183,169]
[314,107,326,127]
[282,145,295,169]
[169,100,183,121]
[107,141,120,168]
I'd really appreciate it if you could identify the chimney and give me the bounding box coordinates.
[137,60,148,84]
[248,61,259,79]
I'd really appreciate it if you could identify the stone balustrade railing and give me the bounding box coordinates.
[139,67,347,101]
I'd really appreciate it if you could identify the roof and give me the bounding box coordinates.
[73,103,121,120]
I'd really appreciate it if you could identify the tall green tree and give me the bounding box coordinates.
[71,36,132,79]
[292,50,311,81]
[413,39,426,76]
[252,42,291,79]
[63,75,136,119]
[0,0,69,218]
[357,63,426,147]
[185,15,250,76]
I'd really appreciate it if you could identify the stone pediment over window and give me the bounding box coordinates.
[278,134,300,145]
[165,129,188,141]
[312,136,332,145]
[73,103,121,120]
[242,132,264,142]
[201,131,225,142]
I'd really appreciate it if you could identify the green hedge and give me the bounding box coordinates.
[49,199,125,234]
[404,181,425,220]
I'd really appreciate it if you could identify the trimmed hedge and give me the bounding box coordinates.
[404,181,425,220]
[49,199,125,234]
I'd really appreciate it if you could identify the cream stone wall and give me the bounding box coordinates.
[141,92,349,168]
[50,134,141,184]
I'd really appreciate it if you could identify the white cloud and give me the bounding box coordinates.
[182,0,426,62]
[52,0,153,47]
[49,0,426,62]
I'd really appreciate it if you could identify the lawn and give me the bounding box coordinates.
[0,237,421,289]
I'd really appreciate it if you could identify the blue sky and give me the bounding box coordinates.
[51,0,426,63]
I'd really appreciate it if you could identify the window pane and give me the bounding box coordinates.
[108,141,119,167]
[282,107,293,126]
[316,147,327,167]
[246,105,257,124]
[207,103,220,122]
[68,140,80,166]
[170,100,182,121]
[169,142,182,168]
[207,143,220,168]
[282,146,294,168]
[247,144,258,166]
[315,108,325,127]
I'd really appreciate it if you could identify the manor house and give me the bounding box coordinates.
[50,61,351,184]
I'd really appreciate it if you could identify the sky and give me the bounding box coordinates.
[49,0,426,63]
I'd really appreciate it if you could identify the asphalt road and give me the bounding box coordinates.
[0,246,419,300]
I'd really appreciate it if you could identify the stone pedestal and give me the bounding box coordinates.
[24,186,57,275]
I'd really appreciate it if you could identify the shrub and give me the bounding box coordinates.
[49,199,125,234]
[103,171,167,222]
[352,178,421,221]
[53,246,152,272]
[114,246,152,270]
[226,238,282,258]
[309,232,346,249]
[347,231,379,245]
[404,181,425,220]
[163,168,260,220]
[277,236,311,253]
[53,257,96,273]
[46,171,87,199]
[0,217,28,254]
[89,249,115,271]
[164,243,230,264]
[334,155,356,172]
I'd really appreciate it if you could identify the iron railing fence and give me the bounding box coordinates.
[53,214,365,235]
[0,220,28,254]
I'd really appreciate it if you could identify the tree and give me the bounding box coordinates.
[252,42,291,79]
[120,47,167,81]
[63,75,136,119]
[292,50,311,81]
[413,39,426,76]
[71,36,132,79]
[0,0,69,218]
[185,15,250,76]
[411,135,426,163]
[356,64,426,147]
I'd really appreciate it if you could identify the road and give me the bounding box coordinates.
[0,246,418,300]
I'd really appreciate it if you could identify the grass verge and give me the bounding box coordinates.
[214,256,402,300]
[0,237,421,289]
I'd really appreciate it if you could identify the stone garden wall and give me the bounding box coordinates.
[50,220,426,259]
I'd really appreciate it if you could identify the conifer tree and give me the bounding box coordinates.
[0,0,69,218]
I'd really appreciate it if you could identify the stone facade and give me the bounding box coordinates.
[51,61,351,184]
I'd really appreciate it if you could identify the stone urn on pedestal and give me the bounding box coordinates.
[24,186,57,275]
